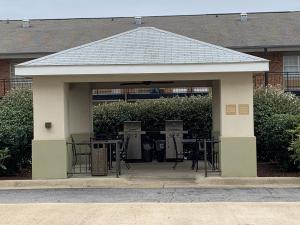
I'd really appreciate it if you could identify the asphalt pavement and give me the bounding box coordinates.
[0,187,299,203]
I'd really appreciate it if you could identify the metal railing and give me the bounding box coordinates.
[92,87,209,101]
[67,141,92,176]
[254,72,300,93]
[189,138,220,177]
[0,78,32,97]
[283,73,300,92]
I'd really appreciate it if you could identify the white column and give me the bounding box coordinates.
[219,73,257,177]
[33,77,69,140]
[220,73,254,137]
[32,77,69,179]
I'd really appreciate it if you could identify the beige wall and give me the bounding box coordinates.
[218,73,256,176]
[32,72,250,83]
[220,73,254,137]
[31,72,256,178]
[68,83,92,135]
[220,137,257,177]
[33,79,94,140]
[32,139,68,179]
[33,77,69,140]
[32,77,70,179]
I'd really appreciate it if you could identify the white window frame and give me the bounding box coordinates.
[112,89,121,94]
[172,88,188,93]
[192,87,209,93]
[283,55,300,74]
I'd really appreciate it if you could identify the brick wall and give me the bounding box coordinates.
[249,52,283,88]
[0,59,11,96]
[0,59,10,80]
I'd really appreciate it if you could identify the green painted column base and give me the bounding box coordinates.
[220,137,257,177]
[32,139,68,179]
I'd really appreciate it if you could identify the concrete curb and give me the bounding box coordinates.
[0,177,299,189]
[195,176,300,187]
[0,178,130,189]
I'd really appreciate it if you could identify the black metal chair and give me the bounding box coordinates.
[70,136,92,172]
[120,135,131,169]
[191,137,203,171]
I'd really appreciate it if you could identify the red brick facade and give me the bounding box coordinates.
[0,59,10,80]
[250,52,284,88]
[0,59,11,96]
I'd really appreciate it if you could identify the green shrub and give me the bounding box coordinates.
[289,125,300,168]
[93,96,212,138]
[0,89,33,173]
[258,114,300,169]
[254,86,300,165]
[0,148,10,174]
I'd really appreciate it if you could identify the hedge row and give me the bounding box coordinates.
[93,96,212,138]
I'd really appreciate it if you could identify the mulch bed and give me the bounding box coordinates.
[257,162,299,177]
[0,167,32,180]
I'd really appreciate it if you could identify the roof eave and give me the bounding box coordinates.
[15,61,269,77]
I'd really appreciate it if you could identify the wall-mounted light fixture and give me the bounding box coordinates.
[45,122,52,129]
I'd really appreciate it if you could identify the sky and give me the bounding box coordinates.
[1,0,300,20]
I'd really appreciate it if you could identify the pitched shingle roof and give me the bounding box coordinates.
[19,27,266,66]
[1,11,300,55]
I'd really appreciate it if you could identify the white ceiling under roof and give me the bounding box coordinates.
[19,27,267,67]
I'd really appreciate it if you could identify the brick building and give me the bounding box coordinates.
[1,11,300,96]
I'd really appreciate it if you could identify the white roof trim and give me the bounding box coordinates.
[16,62,269,77]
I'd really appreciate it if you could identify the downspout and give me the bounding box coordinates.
[264,48,269,86]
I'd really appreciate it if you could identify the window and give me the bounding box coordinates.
[172,88,188,93]
[283,55,300,90]
[112,89,121,94]
[283,55,300,73]
[192,87,209,93]
[93,89,122,95]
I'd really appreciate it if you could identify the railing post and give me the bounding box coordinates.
[211,139,215,170]
[286,72,289,91]
[3,80,6,96]
[264,72,269,87]
[204,139,207,177]
[264,48,268,87]
[116,141,121,178]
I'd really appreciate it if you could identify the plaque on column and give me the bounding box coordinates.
[239,104,249,115]
[226,104,236,115]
